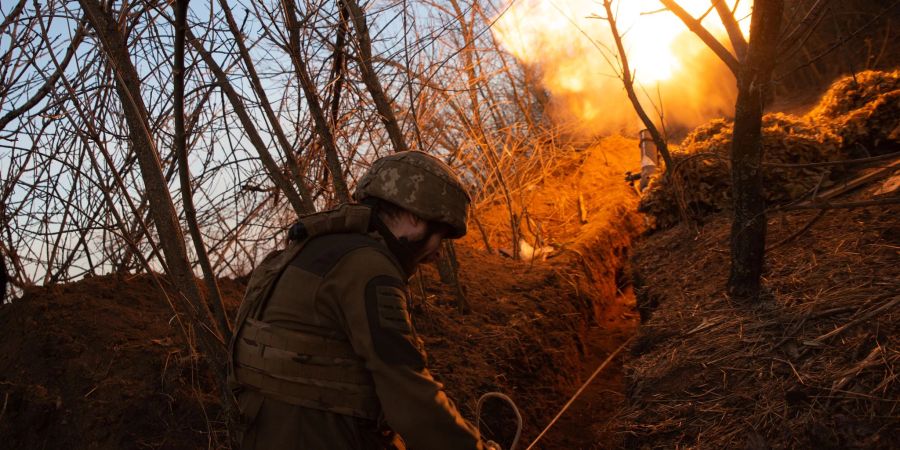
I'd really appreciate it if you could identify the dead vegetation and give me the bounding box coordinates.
[625,186,899,448]
[639,70,899,229]
[0,135,645,449]
[623,70,900,448]
[810,70,900,157]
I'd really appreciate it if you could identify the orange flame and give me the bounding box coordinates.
[493,0,753,135]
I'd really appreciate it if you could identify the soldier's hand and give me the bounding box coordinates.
[485,440,503,450]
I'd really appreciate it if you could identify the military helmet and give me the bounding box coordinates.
[354,151,471,239]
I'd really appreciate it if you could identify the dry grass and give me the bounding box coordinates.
[810,70,900,157]
[640,70,899,230]
[809,70,900,120]
[622,183,899,448]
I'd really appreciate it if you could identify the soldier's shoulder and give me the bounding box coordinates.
[337,243,402,277]
[289,232,396,277]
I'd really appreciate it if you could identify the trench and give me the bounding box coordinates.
[0,138,648,449]
[449,202,643,448]
[539,229,641,449]
[438,140,646,449]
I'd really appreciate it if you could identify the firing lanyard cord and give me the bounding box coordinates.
[524,336,634,450]
[476,392,523,450]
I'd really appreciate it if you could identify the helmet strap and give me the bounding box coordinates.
[367,205,422,277]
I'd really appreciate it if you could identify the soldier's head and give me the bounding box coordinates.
[354,151,470,264]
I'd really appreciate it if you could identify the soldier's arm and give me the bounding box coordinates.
[324,247,484,450]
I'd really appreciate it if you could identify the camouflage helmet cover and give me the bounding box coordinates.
[354,151,471,238]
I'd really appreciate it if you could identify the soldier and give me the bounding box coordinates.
[228,151,492,449]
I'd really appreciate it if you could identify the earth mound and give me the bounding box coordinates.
[0,275,245,448]
[640,70,899,229]
[0,255,600,449]
[624,112,900,447]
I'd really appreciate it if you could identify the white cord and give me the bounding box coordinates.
[476,391,523,450]
[525,336,634,450]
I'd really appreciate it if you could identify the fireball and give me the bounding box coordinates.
[493,0,753,132]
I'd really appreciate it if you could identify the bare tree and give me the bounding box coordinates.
[213,0,320,210]
[658,0,741,74]
[713,0,748,61]
[341,0,411,154]
[75,0,237,429]
[650,0,785,301]
[282,0,351,203]
[181,23,315,215]
[174,0,231,338]
[727,0,784,300]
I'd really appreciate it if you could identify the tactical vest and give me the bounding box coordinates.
[227,204,381,420]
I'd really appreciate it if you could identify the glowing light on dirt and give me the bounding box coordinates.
[493,0,753,134]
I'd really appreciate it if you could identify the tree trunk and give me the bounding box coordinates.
[436,241,470,314]
[174,0,232,340]
[341,0,410,154]
[77,0,221,336]
[727,0,784,301]
[77,0,237,435]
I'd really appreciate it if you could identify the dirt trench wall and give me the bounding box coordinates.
[570,203,644,323]
[441,138,645,447]
[0,275,246,449]
[463,136,646,324]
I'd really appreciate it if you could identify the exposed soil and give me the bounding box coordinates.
[416,245,637,449]
[452,136,646,447]
[0,274,246,449]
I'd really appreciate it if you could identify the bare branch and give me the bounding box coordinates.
[175,0,232,340]
[659,0,740,75]
[601,0,675,172]
[713,0,748,61]
[281,0,351,203]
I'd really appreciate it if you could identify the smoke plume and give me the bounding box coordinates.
[493,0,752,137]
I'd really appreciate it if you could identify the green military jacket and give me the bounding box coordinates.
[232,205,483,450]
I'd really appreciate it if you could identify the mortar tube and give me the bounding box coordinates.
[638,129,658,191]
